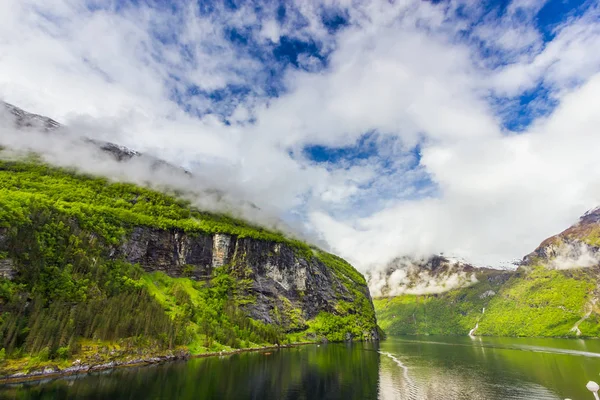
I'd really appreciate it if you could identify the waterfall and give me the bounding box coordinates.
[468,307,485,337]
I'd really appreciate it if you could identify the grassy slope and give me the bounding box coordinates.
[374,273,500,336]
[477,267,597,337]
[375,267,599,338]
[0,159,376,374]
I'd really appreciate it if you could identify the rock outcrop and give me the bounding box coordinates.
[0,228,14,280]
[0,101,380,343]
[523,207,600,269]
[117,227,364,328]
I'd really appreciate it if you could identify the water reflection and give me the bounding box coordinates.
[3,337,600,400]
[0,343,380,400]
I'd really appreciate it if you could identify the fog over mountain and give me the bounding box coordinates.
[0,102,320,248]
[2,0,600,272]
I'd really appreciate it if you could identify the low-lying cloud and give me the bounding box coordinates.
[548,242,600,270]
[367,257,479,297]
[0,107,322,246]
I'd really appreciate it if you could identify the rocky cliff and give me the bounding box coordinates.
[116,227,372,331]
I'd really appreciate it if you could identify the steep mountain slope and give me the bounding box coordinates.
[0,107,378,377]
[3,102,60,131]
[523,207,600,269]
[374,209,600,338]
[372,259,512,335]
[476,208,600,337]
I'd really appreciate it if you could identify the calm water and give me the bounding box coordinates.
[3,336,600,400]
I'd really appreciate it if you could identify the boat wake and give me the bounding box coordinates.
[379,351,419,399]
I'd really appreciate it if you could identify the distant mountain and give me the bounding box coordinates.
[523,207,600,269]
[367,254,507,297]
[3,101,61,131]
[1,101,188,173]
[374,208,600,338]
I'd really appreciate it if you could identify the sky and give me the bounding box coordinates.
[1,0,600,271]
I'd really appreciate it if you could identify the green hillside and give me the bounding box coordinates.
[375,266,599,338]
[374,270,505,336]
[0,159,377,376]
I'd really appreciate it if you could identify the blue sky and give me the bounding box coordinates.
[129,0,595,127]
[1,0,600,270]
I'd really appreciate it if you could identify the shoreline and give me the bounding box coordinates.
[0,342,316,385]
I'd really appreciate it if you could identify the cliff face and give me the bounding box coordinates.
[116,227,370,331]
[0,158,379,368]
[0,102,379,378]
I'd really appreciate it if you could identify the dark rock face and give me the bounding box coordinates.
[486,271,513,285]
[0,259,15,280]
[119,227,213,279]
[0,228,8,248]
[0,228,13,280]
[117,227,363,328]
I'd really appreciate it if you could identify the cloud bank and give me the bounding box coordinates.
[367,257,479,297]
[1,0,600,271]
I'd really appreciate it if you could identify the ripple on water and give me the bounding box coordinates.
[378,346,565,400]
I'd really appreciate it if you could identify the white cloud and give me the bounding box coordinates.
[549,242,600,270]
[490,4,600,96]
[315,72,600,269]
[1,0,600,274]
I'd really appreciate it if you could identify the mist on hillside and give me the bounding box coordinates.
[0,104,323,249]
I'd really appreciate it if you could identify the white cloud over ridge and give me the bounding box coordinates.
[1,0,600,272]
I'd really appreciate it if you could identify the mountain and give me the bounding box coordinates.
[374,208,600,338]
[367,254,505,297]
[0,104,379,379]
[523,207,600,269]
[372,257,513,336]
[3,102,60,131]
[2,101,191,174]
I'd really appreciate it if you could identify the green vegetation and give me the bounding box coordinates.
[0,159,376,375]
[0,160,312,253]
[374,273,501,336]
[375,267,599,338]
[477,267,596,337]
[307,252,378,341]
[315,252,367,287]
[138,270,280,353]
[307,299,378,342]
